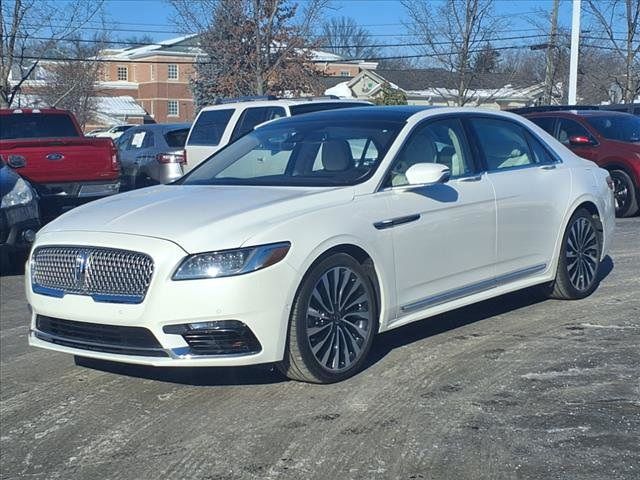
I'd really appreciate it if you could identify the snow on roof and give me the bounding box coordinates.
[324,81,354,99]
[311,50,344,62]
[95,96,146,115]
[104,34,200,59]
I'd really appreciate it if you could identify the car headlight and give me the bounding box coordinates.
[172,242,291,280]
[1,177,33,208]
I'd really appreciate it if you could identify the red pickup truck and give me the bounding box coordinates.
[0,108,120,217]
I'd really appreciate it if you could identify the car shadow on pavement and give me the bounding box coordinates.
[73,256,613,386]
[365,255,614,369]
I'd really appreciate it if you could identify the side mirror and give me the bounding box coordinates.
[569,135,595,146]
[405,163,450,187]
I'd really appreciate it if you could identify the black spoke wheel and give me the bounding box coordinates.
[547,208,602,300]
[279,253,378,383]
[610,169,639,218]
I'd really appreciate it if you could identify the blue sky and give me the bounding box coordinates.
[102,0,580,43]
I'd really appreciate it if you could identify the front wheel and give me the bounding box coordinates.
[279,253,378,383]
[547,209,602,300]
[610,169,639,217]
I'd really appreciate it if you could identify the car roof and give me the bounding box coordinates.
[254,105,428,126]
[524,110,633,118]
[198,99,371,112]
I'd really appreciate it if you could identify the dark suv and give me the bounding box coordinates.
[524,110,640,217]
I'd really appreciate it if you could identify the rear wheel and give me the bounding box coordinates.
[279,253,378,383]
[610,169,639,217]
[548,208,602,300]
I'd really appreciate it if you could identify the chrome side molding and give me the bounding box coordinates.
[401,263,547,313]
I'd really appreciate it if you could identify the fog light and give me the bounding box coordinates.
[22,229,36,243]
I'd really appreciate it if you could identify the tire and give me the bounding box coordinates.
[610,169,639,217]
[547,208,602,300]
[278,253,378,383]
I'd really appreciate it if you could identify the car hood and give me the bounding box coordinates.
[40,184,355,252]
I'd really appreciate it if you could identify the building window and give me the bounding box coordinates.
[167,100,179,116]
[117,66,128,81]
[340,70,350,77]
[168,64,178,80]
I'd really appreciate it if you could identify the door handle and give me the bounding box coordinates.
[540,165,556,170]
[458,175,482,182]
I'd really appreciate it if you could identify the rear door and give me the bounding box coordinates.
[468,116,571,279]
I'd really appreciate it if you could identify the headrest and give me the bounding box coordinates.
[321,139,353,172]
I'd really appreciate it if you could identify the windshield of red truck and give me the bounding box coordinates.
[0,114,79,140]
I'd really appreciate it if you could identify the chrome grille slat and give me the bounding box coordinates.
[31,246,154,303]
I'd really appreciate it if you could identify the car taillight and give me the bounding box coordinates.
[156,152,185,164]
[110,141,120,171]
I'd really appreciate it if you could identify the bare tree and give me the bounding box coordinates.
[402,0,504,106]
[171,0,329,106]
[38,36,107,128]
[585,0,640,106]
[320,16,380,60]
[0,0,103,108]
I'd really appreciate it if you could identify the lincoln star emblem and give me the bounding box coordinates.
[46,153,64,161]
[74,250,90,288]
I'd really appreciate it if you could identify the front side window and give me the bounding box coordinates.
[167,64,178,80]
[470,118,535,170]
[557,118,592,145]
[187,109,234,146]
[181,119,402,187]
[386,118,472,187]
[230,106,286,141]
[167,100,179,116]
[117,66,128,81]
[584,115,640,143]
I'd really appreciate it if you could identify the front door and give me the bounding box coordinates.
[378,117,497,316]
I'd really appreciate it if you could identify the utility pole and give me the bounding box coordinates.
[544,0,560,104]
[568,0,581,105]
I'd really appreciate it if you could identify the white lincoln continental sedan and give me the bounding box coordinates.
[27,107,615,383]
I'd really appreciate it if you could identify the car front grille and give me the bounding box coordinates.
[35,315,168,357]
[31,246,154,304]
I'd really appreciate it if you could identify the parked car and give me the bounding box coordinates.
[0,157,40,272]
[116,123,191,190]
[184,96,371,172]
[0,108,120,219]
[89,124,136,139]
[26,106,615,383]
[523,110,640,217]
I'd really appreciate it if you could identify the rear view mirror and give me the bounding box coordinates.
[569,135,595,146]
[405,163,450,186]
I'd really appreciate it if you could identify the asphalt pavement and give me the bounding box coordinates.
[1,218,638,480]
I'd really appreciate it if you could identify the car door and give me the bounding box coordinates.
[557,117,600,161]
[377,117,497,315]
[467,116,571,280]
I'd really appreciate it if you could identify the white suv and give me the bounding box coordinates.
[184,97,370,172]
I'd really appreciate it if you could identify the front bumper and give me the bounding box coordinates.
[0,202,40,252]
[26,231,298,367]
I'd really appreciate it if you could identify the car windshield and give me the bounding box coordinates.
[585,115,640,143]
[180,119,402,187]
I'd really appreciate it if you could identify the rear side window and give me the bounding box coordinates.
[289,102,367,116]
[187,109,233,146]
[557,119,592,145]
[230,106,286,142]
[528,117,555,135]
[0,113,79,139]
[164,128,189,148]
[470,118,535,170]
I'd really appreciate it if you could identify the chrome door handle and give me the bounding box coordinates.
[458,175,482,182]
[540,165,556,170]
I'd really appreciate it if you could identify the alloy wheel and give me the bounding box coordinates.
[611,172,630,214]
[566,217,599,291]
[305,266,373,372]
